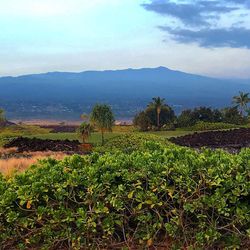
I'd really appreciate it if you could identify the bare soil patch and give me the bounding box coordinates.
[170,128,250,152]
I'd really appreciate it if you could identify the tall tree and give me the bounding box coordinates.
[233,92,250,115]
[90,104,114,145]
[148,97,166,128]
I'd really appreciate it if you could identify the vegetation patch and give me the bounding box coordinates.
[183,121,241,131]
[0,143,249,249]
[0,125,50,147]
[95,133,167,153]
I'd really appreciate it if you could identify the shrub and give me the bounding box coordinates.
[145,106,176,128]
[0,145,249,249]
[133,111,151,131]
[177,107,223,128]
[222,107,248,125]
[186,121,240,131]
[95,133,167,153]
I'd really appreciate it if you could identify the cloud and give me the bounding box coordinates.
[161,27,250,49]
[142,0,237,27]
[142,0,250,49]
[227,0,250,8]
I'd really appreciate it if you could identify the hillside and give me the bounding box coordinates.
[0,67,249,120]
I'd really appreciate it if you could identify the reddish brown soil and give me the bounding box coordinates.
[4,137,82,153]
[170,128,250,151]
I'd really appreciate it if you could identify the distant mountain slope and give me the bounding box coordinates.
[0,67,249,120]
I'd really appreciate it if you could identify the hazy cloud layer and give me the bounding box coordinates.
[142,0,250,49]
[161,27,250,48]
[142,0,236,27]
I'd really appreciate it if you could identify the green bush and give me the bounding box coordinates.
[95,133,167,153]
[186,121,240,131]
[0,144,249,249]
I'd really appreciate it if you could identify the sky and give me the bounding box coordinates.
[0,0,250,78]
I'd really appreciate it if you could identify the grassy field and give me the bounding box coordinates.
[26,132,122,144]
[0,124,194,147]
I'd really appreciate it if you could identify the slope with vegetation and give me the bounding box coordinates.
[0,137,249,249]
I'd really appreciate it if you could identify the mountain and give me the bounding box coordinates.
[0,67,249,120]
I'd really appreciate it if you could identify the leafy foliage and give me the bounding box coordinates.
[222,107,248,125]
[95,133,167,153]
[0,109,5,122]
[90,104,115,145]
[233,91,250,115]
[148,97,166,128]
[177,106,248,127]
[0,144,249,249]
[133,111,151,131]
[177,107,223,127]
[0,125,50,147]
[145,106,176,128]
[184,121,241,131]
[77,122,93,143]
[134,98,176,131]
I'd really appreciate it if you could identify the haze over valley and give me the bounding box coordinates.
[1,66,249,120]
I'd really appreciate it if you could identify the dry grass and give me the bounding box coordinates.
[0,147,18,155]
[0,151,67,177]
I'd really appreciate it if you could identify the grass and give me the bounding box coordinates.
[26,132,123,145]
[0,125,50,146]
[0,124,194,146]
[25,130,192,145]
[146,130,192,138]
[0,151,66,177]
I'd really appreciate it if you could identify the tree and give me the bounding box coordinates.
[222,107,247,125]
[145,105,175,128]
[177,109,196,127]
[148,97,166,128]
[0,109,5,121]
[232,91,250,116]
[77,122,93,143]
[133,111,151,131]
[90,104,114,145]
[177,107,223,128]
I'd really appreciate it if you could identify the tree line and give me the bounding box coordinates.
[134,92,250,131]
[1,91,249,143]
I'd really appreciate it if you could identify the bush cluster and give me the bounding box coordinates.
[177,107,247,128]
[95,133,167,154]
[134,106,176,131]
[183,121,241,131]
[0,142,249,249]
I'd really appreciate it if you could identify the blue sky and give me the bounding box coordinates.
[0,0,250,78]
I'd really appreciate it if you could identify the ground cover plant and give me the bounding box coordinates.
[95,133,168,153]
[0,139,249,249]
[182,121,241,131]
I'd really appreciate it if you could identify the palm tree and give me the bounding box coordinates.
[90,104,114,145]
[78,122,93,143]
[232,92,250,116]
[148,97,166,128]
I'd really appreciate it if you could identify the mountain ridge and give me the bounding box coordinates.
[2,66,248,81]
[0,67,249,120]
